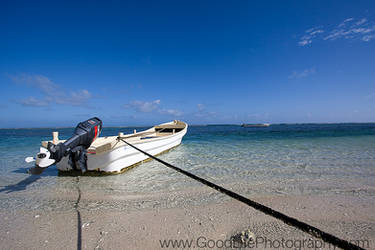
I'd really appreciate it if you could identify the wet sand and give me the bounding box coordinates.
[1,184,374,250]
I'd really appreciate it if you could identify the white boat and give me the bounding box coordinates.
[40,120,188,174]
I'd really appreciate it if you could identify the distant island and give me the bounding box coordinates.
[241,123,270,128]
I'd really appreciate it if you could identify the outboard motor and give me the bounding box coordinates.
[34,117,102,172]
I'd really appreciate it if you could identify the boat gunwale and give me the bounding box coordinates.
[115,122,188,147]
[42,120,188,154]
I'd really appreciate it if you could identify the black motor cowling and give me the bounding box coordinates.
[47,117,102,166]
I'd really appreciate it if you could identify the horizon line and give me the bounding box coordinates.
[1,121,375,130]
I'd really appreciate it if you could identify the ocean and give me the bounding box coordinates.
[1,123,375,211]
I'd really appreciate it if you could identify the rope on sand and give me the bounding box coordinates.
[119,137,363,250]
[74,176,82,250]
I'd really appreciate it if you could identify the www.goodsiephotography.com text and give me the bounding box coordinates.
[159,236,370,249]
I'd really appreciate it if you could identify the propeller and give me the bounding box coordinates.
[25,157,35,163]
[25,147,56,175]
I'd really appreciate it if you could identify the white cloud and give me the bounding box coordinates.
[324,25,375,41]
[159,109,183,116]
[298,27,324,46]
[338,18,354,27]
[125,99,183,117]
[298,17,375,46]
[9,73,92,107]
[298,39,311,46]
[62,89,92,106]
[288,68,316,79]
[126,99,161,112]
[362,34,375,42]
[355,18,367,26]
[18,97,49,107]
[192,103,216,118]
[9,74,58,96]
[197,103,205,111]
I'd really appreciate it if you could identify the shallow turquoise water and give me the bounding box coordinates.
[0,124,375,208]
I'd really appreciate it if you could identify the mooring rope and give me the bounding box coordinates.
[118,137,363,250]
[74,176,82,250]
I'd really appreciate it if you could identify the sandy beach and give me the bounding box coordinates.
[1,182,374,250]
[1,124,375,249]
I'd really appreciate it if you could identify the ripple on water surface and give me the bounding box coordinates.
[1,124,375,211]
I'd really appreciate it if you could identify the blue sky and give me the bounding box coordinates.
[1,0,375,127]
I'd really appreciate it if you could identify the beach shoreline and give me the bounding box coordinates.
[1,124,375,249]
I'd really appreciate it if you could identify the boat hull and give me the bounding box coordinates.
[56,124,187,173]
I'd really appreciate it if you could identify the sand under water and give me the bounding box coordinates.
[0,124,374,249]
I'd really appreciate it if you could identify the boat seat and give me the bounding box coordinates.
[155,122,186,134]
[155,124,185,130]
[88,136,118,154]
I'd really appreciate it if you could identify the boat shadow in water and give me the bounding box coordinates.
[0,167,57,193]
